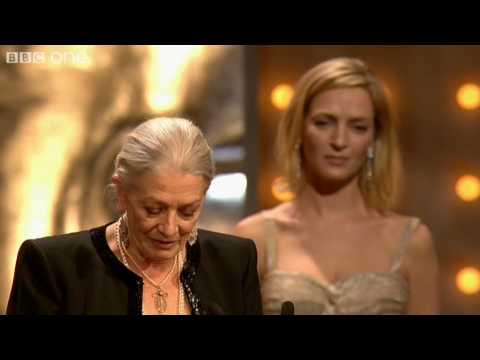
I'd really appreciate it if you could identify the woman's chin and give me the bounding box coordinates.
[147,240,180,260]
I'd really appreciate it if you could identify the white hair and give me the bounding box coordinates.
[113,117,215,188]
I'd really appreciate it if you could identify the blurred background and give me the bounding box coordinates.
[1,45,479,314]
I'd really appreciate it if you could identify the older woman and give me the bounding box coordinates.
[7,117,262,315]
[234,58,439,315]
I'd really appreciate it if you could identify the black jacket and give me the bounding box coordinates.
[6,223,263,315]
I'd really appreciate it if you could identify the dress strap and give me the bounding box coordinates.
[390,217,421,272]
[264,215,279,273]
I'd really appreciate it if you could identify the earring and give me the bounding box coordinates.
[367,146,375,183]
[294,141,302,180]
[119,213,130,247]
[188,226,198,245]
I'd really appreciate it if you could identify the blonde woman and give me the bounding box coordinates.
[234,58,439,315]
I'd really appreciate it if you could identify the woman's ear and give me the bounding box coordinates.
[112,175,127,213]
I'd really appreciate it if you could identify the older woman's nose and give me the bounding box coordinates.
[158,212,179,237]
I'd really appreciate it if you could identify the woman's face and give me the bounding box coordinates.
[302,87,375,186]
[118,166,208,263]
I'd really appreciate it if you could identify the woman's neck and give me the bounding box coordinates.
[294,178,371,221]
[106,222,179,278]
[128,242,179,277]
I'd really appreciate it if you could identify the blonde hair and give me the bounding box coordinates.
[113,117,215,188]
[276,57,400,210]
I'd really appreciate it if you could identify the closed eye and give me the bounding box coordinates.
[145,207,164,216]
[180,212,195,219]
[314,119,331,127]
[179,207,199,219]
[353,125,369,132]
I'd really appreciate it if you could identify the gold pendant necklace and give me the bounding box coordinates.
[153,288,168,313]
[115,217,178,314]
[115,216,189,315]
[124,246,177,314]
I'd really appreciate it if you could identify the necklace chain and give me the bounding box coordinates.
[115,217,186,315]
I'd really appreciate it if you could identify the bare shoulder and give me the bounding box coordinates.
[408,222,435,257]
[233,211,269,243]
[233,206,287,277]
[381,210,414,225]
[383,211,435,255]
[235,203,294,235]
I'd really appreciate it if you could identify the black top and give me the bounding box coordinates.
[6,223,263,315]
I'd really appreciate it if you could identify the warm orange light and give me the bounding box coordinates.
[457,83,480,110]
[145,45,205,113]
[455,175,480,202]
[456,267,480,295]
[271,84,294,111]
[271,176,295,202]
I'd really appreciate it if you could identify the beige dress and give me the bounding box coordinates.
[261,217,420,315]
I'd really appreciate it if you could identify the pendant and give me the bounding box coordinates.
[152,288,168,314]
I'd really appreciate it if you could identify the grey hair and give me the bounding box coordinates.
[113,117,215,188]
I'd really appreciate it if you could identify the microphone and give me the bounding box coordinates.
[280,301,295,315]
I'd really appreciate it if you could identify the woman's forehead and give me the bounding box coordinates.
[308,87,374,118]
[131,187,205,207]
[129,167,207,201]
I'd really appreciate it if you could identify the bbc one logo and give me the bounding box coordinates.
[5,51,90,65]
